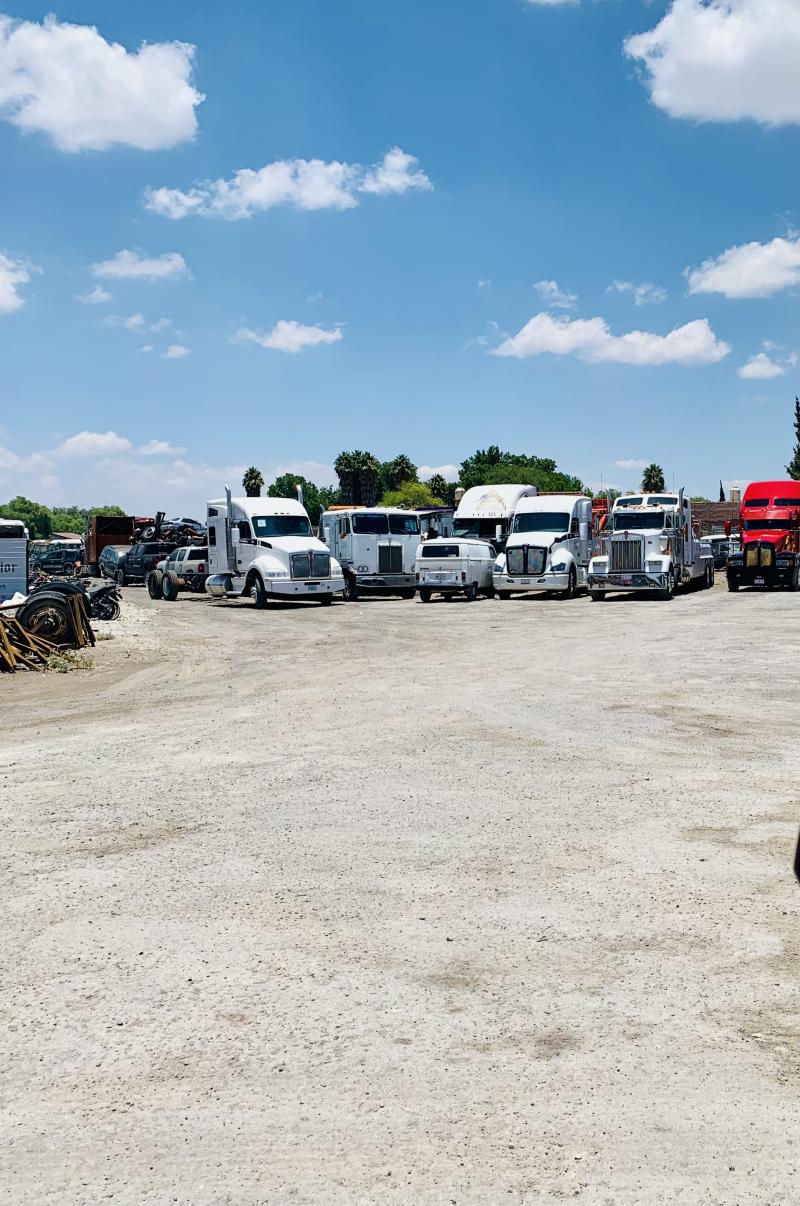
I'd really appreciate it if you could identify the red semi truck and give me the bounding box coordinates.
[726,480,800,591]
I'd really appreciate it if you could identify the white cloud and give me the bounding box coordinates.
[149,317,171,333]
[359,147,432,195]
[624,0,800,127]
[76,285,112,305]
[533,279,577,309]
[91,250,190,282]
[418,464,460,482]
[737,345,797,379]
[492,312,730,365]
[103,312,146,331]
[0,250,37,314]
[139,344,154,354]
[161,343,190,359]
[477,279,491,289]
[144,147,432,220]
[0,14,203,152]
[524,0,578,6]
[614,459,649,471]
[234,320,343,354]
[607,279,667,305]
[55,430,132,458]
[686,235,800,298]
[138,439,187,456]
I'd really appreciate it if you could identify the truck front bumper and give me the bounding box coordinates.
[267,575,345,597]
[726,560,796,588]
[588,571,666,592]
[493,569,570,593]
[357,573,415,592]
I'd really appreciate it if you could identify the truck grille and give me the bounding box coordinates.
[378,545,403,574]
[610,538,643,573]
[507,546,546,576]
[291,551,330,579]
[745,542,774,569]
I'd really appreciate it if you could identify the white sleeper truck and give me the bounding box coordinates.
[205,490,344,607]
[492,494,593,599]
[588,491,714,601]
[452,484,537,552]
[319,507,420,601]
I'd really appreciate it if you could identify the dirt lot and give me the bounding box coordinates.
[2,582,799,1205]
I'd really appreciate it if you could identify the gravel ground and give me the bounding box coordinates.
[1,582,799,1205]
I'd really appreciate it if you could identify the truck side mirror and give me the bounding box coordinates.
[724,520,731,537]
[495,524,502,540]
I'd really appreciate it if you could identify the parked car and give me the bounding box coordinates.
[98,544,130,581]
[700,534,736,569]
[117,541,177,586]
[415,538,496,601]
[149,546,209,599]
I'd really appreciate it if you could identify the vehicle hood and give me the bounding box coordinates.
[505,531,563,549]
[257,536,329,554]
[741,531,791,550]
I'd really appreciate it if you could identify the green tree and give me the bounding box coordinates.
[0,495,53,538]
[267,473,338,521]
[334,450,381,506]
[787,396,800,481]
[641,463,666,493]
[379,453,418,495]
[382,480,444,509]
[426,473,457,507]
[242,466,264,497]
[458,446,585,494]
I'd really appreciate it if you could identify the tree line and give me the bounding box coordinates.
[0,497,126,540]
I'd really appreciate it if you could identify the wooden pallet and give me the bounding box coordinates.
[0,615,59,673]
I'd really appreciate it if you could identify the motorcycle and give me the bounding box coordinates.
[26,576,122,621]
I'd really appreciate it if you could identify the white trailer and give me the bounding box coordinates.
[319,507,420,601]
[0,518,29,603]
[588,491,714,601]
[452,484,537,551]
[492,494,593,599]
[205,490,344,607]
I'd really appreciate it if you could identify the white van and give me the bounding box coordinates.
[415,538,495,601]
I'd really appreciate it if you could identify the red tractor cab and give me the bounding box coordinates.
[726,480,800,592]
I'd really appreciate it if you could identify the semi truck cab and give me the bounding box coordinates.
[726,481,800,592]
[319,507,420,600]
[492,494,593,599]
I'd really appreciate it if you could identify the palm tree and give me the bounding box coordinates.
[385,453,417,492]
[335,450,381,505]
[334,451,358,504]
[242,466,264,498]
[641,463,665,493]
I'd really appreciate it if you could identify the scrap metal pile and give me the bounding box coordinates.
[0,589,95,673]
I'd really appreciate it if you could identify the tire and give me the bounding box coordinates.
[496,590,510,600]
[319,593,334,606]
[115,568,126,587]
[147,570,163,599]
[343,574,359,602]
[399,588,416,600]
[161,571,180,602]
[660,568,675,601]
[727,577,739,592]
[419,588,432,603]
[465,583,478,602]
[251,574,268,609]
[564,566,577,600]
[485,582,496,598]
[590,590,605,602]
[790,566,800,592]
[17,592,72,643]
[95,599,121,621]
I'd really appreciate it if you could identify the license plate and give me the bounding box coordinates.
[305,582,318,590]
[520,579,531,585]
[754,577,764,585]
[619,574,632,584]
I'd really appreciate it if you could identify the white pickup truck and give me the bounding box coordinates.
[204,490,344,606]
[588,491,714,601]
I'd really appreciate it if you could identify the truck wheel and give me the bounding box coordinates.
[343,575,359,602]
[465,583,478,602]
[727,578,739,592]
[496,590,510,600]
[590,590,605,602]
[564,567,577,600]
[115,568,126,587]
[161,571,180,601]
[419,588,432,603]
[319,593,334,606]
[251,575,268,609]
[147,570,163,599]
[660,569,675,601]
[399,588,416,600]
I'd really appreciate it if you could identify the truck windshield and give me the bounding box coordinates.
[453,518,503,539]
[613,511,665,530]
[513,511,570,534]
[743,518,797,531]
[421,544,459,558]
[352,514,389,534]
[252,516,312,538]
[389,515,420,535]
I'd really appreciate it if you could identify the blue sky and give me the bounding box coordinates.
[0,0,798,513]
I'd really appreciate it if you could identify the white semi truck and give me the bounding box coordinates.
[452,484,537,552]
[205,490,344,607]
[492,494,593,599]
[587,491,714,601]
[319,507,420,601]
